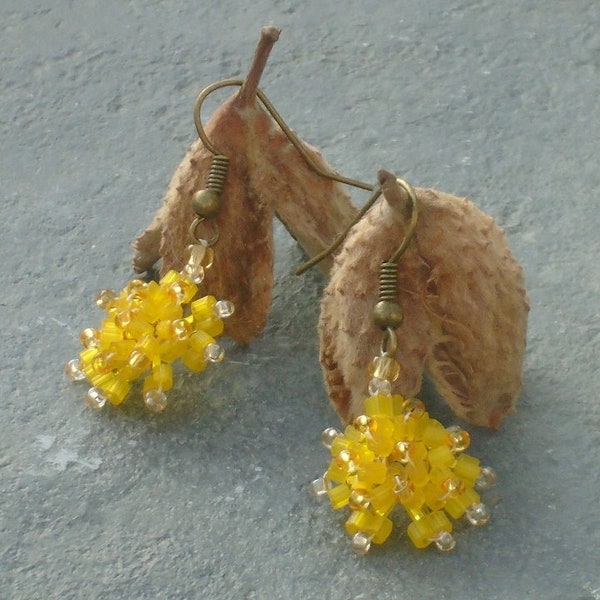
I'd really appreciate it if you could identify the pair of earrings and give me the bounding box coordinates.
[66,27,528,554]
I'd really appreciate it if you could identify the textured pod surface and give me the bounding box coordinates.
[320,177,529,428]
[132,28,356,345]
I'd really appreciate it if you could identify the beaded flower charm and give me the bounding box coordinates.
[311,177,496,554]
[65,152,235,412]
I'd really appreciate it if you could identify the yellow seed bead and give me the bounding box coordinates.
[188,330,216,354]
[152,363,173,392]
[364,394,394,418]
[108,340,136,361]
[368,417,395,456]
[423,419,451,448]
[407,510,451,549]
[196,315,224,337]
[444,486,481,519]
[330,436,354,457]
[370,481,396,516]
[95,373,130,405]
[453,453,481,486]
[181,350,207,373]
[99,320,123,349]
[428,445,456,468]
[357,461,387,485]
[160,339,186,363]
[371,516,393,545]
[328,483,351,510]
[124,315,154,340]
[191,295,216,321]
[136,335,160,360]
[406,459,430,488]
[325,462,347,484]
[345,509,388,537]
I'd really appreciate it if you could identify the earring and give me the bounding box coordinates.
[311,176,497,554]
[65,138,236,412]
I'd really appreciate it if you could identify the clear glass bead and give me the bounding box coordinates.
[85,387,107,410]
[320,427,340,449]
[65,358,86,382]
[447,425,471,452]
[465,502,491,526]
[144,389,168,413]
[204,343,225,363]
[213,299,235,319]
[432,530,456,552]
[309,477,332,498]
[476,466,498,490]
[351,531,372,556]
[96,289,117,311]
[368,377,392,396]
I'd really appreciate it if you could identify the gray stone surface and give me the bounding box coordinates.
[1,1,599,599]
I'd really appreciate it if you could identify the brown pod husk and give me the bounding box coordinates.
[320,170,529,428]
[132,27,357,345]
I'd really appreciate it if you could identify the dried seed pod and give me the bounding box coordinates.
[132,27,357,344]
[320,170,529,428]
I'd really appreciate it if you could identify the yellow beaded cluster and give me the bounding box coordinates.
[312,384,496,554]
[65,243,234,412]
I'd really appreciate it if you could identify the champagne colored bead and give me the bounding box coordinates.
[79,328,100,349]
[476,466,498,490]
[321,427,341,449]
[144,388,168,413]
[349,489,371,511]
[65,358,86,382]
[204,343,225,363]
[310,477,332,498]
[213,299,235,319]
[85,387,107,410]
[351,532,372,556]
[368,354,401,382]
[432,530,456,552]
[173,318,193,340]
[447,425,471,452]
[465,502,491,526]
[367,377,391,396]
[96,289,117,311]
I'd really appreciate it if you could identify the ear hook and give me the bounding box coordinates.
[193,79,375,192]
[193,80,418,275]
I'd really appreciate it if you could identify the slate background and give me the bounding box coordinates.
[1,1,598,599]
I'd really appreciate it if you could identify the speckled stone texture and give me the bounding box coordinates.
[1,2,598,599]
